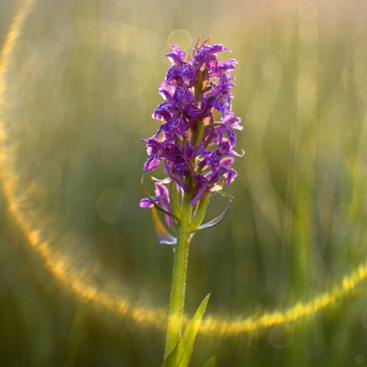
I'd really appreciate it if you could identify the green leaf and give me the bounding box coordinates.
[151,207,177,245]
[194,196,232,232]
[169,181,182,220]
[161,294,210,367]
[201,356,217,367]
[192,118,204,148]
[190,192,210,231]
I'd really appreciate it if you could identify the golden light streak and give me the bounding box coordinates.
[1,0,367,340]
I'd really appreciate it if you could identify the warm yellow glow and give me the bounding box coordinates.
[1,0,367,340]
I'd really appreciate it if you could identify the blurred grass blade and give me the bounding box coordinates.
[161,294,210,367]
[202,356,217,367]
[64,303,90,367]
[152,207,177,245]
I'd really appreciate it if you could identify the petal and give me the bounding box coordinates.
[227,127,237,147]
[143,154,161,171]
[154,183,173,227]
[159,88,173,101]
[184,102,200,117]
[164,213,173,227]
[166,45,185,65]
[206,153,220,169]
[190,186,208,206]
[190,175,210,205]
[192,140,205,158]
[225,169,237,185]
[216,141,231,156]
[153,103,172,121]
[139,198,154,208]
[220,157,234,168]
[155,182,170,199]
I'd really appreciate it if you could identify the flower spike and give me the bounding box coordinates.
[140,37,243,238]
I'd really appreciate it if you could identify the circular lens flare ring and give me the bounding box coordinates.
[1,0,367,339]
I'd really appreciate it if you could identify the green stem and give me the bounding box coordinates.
[164,194,192,359]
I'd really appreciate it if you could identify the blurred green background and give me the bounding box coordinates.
[1,0,367,366]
